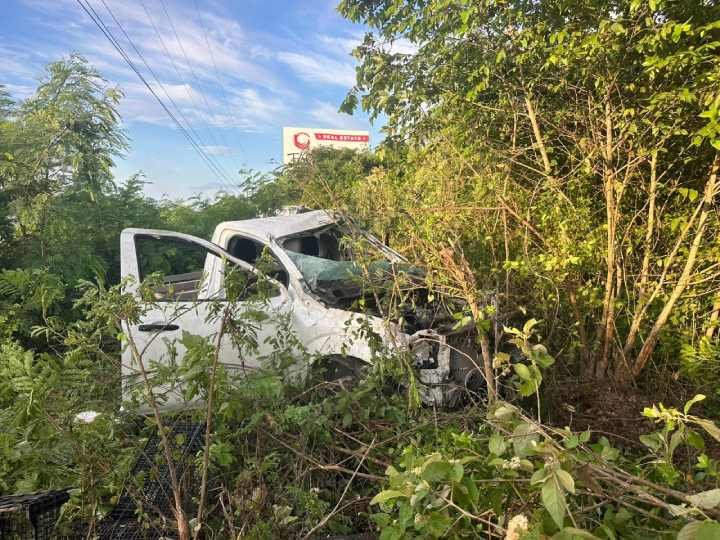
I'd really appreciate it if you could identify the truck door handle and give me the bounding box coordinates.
[138,323,180,332]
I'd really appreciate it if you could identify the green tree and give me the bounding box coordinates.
[338,0,720,384]
[1,55,127,276]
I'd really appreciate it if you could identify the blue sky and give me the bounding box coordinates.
[1,0,391,198]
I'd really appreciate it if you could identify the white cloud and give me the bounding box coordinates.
[200,145,235,156]
[309,101,368,131]
[387,38,419,56]
[318,34,363,56]
[276,52,357,88]
[2,84,35,100]
[12,0,377,197]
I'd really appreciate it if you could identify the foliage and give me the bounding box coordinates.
[4,12,720,540]
[370,398,720,538]
[331,0,720,388]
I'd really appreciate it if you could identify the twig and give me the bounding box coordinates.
[302,437,376,539]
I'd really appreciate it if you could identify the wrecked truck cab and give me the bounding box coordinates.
[120,209,482,410]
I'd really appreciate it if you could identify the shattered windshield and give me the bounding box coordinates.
[281,222,465,332]
[284,251,416,304]
[281,223,425,312]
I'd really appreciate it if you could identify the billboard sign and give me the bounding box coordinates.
[282,127,370,164]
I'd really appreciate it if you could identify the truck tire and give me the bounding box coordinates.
[313,355,369,387]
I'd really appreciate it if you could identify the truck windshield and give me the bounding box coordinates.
[281,224,423,308]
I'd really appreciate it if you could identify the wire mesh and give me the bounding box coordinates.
[0,489,69,540]
[96,421,205,540]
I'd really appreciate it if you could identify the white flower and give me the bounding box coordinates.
[75,410,100,423]
[505,514,529,540]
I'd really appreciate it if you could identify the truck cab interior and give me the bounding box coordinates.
[226,235,289,286]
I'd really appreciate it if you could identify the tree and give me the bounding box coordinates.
[1,55,127,276]
[338,0,720,383]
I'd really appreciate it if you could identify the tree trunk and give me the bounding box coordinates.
[705,295,720,339]
[630,154,719,379]
[638,150,658,296]
[594,101,618,378]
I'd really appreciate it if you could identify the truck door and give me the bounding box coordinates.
[119,228,289,410]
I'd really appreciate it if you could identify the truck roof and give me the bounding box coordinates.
[213,209,337,243]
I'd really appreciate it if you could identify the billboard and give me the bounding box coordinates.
[282,127,370,164]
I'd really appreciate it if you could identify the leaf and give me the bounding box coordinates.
[639,433,662,451]
[685,394,706,414]
[688,489,720,510]
[556,470,575,494]
[542,478,566,528]
[422,460,455,482]
[489,433,507,456]
[678,521,720,540]
[370,490,407,505]
[553,528,600,539]
[531,466,548,485]
[687,429,705,451]
[531,344,555,368]
[512,422,540,457]
[492,403,517,421]
[669,427,685,459]
[523,318,539,334]
[462,475,479,506]
[514,363,532,380]
[695,419,720,442]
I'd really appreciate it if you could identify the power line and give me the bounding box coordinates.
[139,0,241,185]
[192,0,247,172]
[158,0,243,189]
[96,0,236,190]
[75,0,238,192]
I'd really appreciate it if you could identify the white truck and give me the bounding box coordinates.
[120,209,482,408]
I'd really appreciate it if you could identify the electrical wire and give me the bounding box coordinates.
[75,0,238,192]
[192,0,247,171]
[96,0,236,189]
[158,0,244,191]
[139,0,241,185]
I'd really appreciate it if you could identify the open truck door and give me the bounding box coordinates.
[119,228,290,411]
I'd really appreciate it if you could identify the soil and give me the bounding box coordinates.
[545,379,658,449]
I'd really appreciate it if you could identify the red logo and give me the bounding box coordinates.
[293,132,311,150]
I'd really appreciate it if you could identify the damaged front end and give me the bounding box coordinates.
[280,224,485,406]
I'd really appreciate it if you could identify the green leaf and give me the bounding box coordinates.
[639,432,662,451]
[678,521,720,540]
[514,363,532,380]
[370,490,407,505]
[542,478,566,528]
[556,470,575,494]
[489,433,507,456]
[688,489,720,510]
[669,427,685,459]
[531,344,555,368]
[695,419,720,442]
[685,394,706,414]
[422,460,455,482]
[519,376,541,397]
[423,511,453,537]
[512,422,540,457]
[553,528,600,539]
[492,403,517,421]
[687,429,705,451]
[531,466,548,485]
[523,318,539,334]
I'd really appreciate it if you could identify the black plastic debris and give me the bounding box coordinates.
[96,422,204,540]
[0,489,70,540]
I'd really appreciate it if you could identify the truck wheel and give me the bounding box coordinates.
[313,355,368,388]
